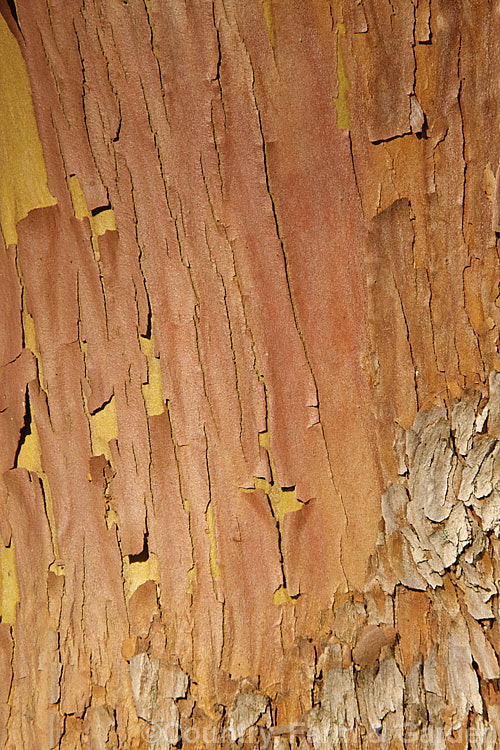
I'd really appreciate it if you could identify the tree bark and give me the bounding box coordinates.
[0,0,499,748]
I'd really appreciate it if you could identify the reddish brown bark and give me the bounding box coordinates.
[0,1,499,748]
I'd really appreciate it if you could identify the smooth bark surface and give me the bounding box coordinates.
[0,0,499,747]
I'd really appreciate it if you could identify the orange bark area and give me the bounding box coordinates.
[0,0,499,746]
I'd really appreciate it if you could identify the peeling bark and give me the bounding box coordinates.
[0,0,499,747]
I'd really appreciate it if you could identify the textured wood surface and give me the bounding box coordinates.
[0,0,499,747]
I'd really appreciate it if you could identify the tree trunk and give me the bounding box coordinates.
[1,0,499,747]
